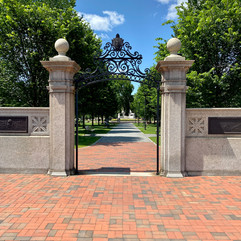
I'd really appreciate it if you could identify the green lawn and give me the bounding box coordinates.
[134,123,157,134]
[76,136,101,148]
[75,123,116,148]
[77,123,116,136]
[149,137,161,145]
[134,123,161,145]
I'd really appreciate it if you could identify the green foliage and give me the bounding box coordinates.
[0,0,101,107]
[77,77,134,121]
[154,38,170,62]
[78,81,118,120]
[110,77,134,115]
[132,70,160,123]
[155,0,241,107]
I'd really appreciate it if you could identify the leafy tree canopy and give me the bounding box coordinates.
[132,67,161,123]
[0,0,101,107]
[155,0,241,107]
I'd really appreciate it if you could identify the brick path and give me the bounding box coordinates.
[1,123,241,240]
[0,175,241,241]
[78,143,157,173]
[77,123,158,173]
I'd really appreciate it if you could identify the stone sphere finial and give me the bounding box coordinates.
[55,38,69,56]
[167,38,181,55]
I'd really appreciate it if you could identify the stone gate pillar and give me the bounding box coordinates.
[41,39,80,176]
[156,38,194,177]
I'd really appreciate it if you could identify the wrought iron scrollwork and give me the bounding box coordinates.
[75,34,161,88]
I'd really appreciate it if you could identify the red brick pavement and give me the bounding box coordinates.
[77,142,157,173]
[0,174,241,241]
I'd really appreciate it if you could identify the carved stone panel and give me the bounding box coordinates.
[188,117,205,136]
[31,116,48,133]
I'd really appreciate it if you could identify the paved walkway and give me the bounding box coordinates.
[78,123,158,173]
[96,123,152,143]
[1,123,241,241]
[0,175,240,241]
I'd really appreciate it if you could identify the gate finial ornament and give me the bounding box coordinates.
[51,38,70,61]
[165,37,185,61]
[112,34,124,51]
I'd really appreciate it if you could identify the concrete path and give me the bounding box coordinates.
[0,174,241,241]
[88,123,154,143]
[78,123,158,173]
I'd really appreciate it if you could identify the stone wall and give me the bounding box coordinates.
[0,108,50,173]
[186,108,241,176]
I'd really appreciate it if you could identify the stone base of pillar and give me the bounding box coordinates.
[166,171,184,178]
[47,168,75,176]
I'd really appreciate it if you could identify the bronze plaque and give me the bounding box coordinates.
[0,116,28,133]
[208,117,241,134]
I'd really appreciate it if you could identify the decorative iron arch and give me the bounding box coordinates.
[75,34,161,88]
[74,34,161,175]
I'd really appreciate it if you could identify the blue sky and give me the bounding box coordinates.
[75,0,186,92]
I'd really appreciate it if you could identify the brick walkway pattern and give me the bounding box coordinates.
[0,174,241,241]
[77,123,157,173]
[78,143,157,172]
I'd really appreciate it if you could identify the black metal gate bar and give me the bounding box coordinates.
[75,82,79,174]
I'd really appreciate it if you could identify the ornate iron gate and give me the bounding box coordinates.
[74,34,161,175]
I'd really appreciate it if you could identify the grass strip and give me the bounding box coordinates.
[134,123,157,134]
[76,136,101,148]
[134,123,161,146]
[77,123,116,136]
[75,123,116,148]
[149,137,161,145]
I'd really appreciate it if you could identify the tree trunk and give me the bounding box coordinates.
[92,113,94,126]
[82,114,85,129]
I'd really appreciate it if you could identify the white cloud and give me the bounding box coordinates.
[80,11,125,32]
[156,0,172,3]
[103,11,124,26]
[166,3,178,19]
[166,0,187,20]
[97,33,110,40]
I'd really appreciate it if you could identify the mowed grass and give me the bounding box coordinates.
[149,137,161,145]
[134,123,161,145]
[76,136,101,148]
[75,123,116,148]
[77,123,115,136]
[134,123,157,134]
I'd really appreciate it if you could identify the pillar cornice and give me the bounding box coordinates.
[156,60,194,73]
[41,61,80,72]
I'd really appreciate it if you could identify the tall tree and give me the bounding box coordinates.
[110,77,134,115]
[0,0,101,107]
[155,0,241,107]
[133,82,159,123]
[77,81,119,126]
